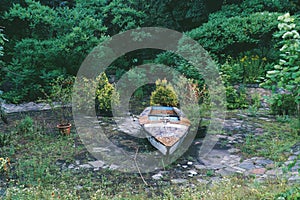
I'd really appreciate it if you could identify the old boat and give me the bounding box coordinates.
[139,106,191,155]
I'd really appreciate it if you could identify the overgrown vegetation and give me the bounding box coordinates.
[239,118,300,162]
[0,114,299,199]
[261,12,300,132]
[0,1,300,199]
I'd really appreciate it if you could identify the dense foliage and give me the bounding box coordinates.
[262,13,300,115]
[0,28,6,58]
[1,1,300,198]
[0,0,143,102]
[0,0,299,117]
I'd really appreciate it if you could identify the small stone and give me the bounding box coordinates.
[171,178,187,184]
[284,160,294,166]
[290,163,300,172]
[209,164,225,170]
[88,160,105,168]
[102,165,109,169]
[227,136,235,141]
[250,168,266,175]
[152,173,163,180]
[195,165,206,170]
[239,162,255,170]
[197,179,209,184]
[75,160,80,165]
[266,164,275,169]
[228,148,240,154]
[288,155,297,161]
[216,167,240,176]
[255,159,273,166]
[288,174,300,183]
[109,164,119,170]
[68,164,75,169]
[55,161,64,166]
[294,151,300,155]
[74,185,83,190]
[187,170,198,176]
[79,164,92,169]
[223,156,230,161]
[182,165,188,169]
[231,166,246,172]
[265,169,282,176]
[187,161,193,165]
[255,174,268,182]
[158,170,169,174]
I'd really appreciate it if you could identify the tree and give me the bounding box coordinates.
[1,0,107,102]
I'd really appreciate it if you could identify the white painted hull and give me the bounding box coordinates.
[139,106,191,155]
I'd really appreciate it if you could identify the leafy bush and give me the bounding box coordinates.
[16,116,34,135]
[225,85,248,110]
[240,0,298,14]
[154,52,205,88]
[72,76,98,113]
[270,94,297,115]
[73,73,119,115]
[220,54,274,85]
[45,75,74,125]
[262,13,300,116]
[150,79,178,107]
[0,132,11,147]
[96,73,119,114]
[1,1,105,103]
[187,12,280,59]
[275,185,300,199]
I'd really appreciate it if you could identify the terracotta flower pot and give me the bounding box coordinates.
[57,123,72,135]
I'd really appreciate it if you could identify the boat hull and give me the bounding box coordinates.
[139,106,191,155]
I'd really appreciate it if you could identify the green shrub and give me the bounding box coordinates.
[240,0,298,14]
[16,116,34,135]
[73,73,119,115]
[290,117,300,135]
[275,186,300,199]
[150,79,178,107]
[262,13,300,116]
[270,94,297,115]
[1,0,107,103]
[213,0,297,20]
[96,73,119,114]
[187,12,280,59]
[225,85,248,109]
[45,75,74,125]
[73,76,99,112]
[154,52,205,88]
[0,132,11,147]
[219,54,274,85]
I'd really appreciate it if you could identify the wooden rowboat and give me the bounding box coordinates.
[139,106,191,155]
